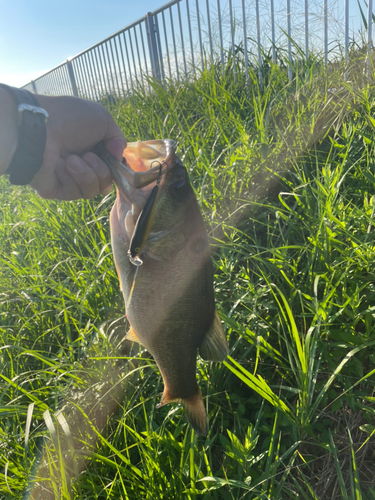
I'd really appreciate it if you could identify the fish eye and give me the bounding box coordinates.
[169,178,188,199]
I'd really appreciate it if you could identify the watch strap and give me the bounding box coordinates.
[0,84,48,185]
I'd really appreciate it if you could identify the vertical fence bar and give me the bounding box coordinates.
[104,43,116,99]
[146,13,161,80]
[368,0,373,50]
[39,76,45,95]
[31,81,37,93]
[53,72,60,95]
[255,0,262,86]
[78,57,91,99]
[79,54,91,99]
[52,71,60,95]
[196,0,204,71]
[305,0,309,58]
[323,0,328,66]
[162,11,172,79]
[139,23,151,85]
[229,0,235,75]
[49,74,56,95]
[118,35,130,95]
[105,42,118,98]
[123,32,135,94]
[93,47,107,100]
[45,75,51,95]
[242,0,249,84]
[98,45,114,105]
[60,66,71,96]
[169,7,180,81]
[270,0,276,63]
[186,0,195,75]
[42,76,49,95]
[217,0,224,68]
[41,77,47,95]
[64,64,73,95]
[367,0,373,75]
[287,0,292,79]
[133,26,144,84]
[72,59,82,98]
[83,53,96,100]
[109,39,120,96]
[129,29,139,85]
[89,49,103,100]
[66,60,78,97]
[76,57,89,98]
[35,79,41,94]
[56,67,65,95]
[113,37,126,97]
[92,49,103,100]
[85,50,100,102]
[345,0,349,62]
[206,0,213,60]
[177,2,188,80]
[50,71,58,95]
[154,16,166,81]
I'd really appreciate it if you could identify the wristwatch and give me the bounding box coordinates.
[0,84,49,185]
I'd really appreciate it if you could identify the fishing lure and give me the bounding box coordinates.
[127,162,163,266]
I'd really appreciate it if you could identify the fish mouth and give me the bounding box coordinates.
[95,139,176,246]
[111,140,174,204]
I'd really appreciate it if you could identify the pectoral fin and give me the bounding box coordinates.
[125,325,142,345]
[199,311,229,361]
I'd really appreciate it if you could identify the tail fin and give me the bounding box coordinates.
[157,388,208,436]
[181,390,207,436]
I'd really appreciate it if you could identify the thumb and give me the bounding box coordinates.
[104,137,127,162]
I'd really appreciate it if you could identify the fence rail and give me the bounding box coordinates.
[22,0,374,103]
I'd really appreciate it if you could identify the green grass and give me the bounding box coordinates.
[2,49,375,499]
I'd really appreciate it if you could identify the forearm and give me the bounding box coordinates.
[0,87,18,175]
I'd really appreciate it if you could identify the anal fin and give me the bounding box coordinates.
[199,311,229,362]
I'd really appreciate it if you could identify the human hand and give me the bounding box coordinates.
[0,88,126,200]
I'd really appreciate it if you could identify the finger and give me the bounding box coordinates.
[65,155,100,199]
[81,152,113,195]
[54,162,84,200]
[104,136,127,161]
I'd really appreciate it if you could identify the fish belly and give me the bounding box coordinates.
[123,245,215,400]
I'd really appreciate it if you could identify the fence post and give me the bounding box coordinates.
[66,60,79,97]
[31,81,37,93]
[145,13,161,80]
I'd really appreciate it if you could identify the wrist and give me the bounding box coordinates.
[0,88,18,175]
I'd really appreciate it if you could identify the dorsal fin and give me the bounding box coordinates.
[199,311,229,361]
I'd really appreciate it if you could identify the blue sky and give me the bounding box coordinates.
[0,0,367,88]
[0,0,161,87]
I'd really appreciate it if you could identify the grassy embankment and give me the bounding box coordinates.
[2,50,375,499]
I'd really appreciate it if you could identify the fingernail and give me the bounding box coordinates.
[67,156,85,174]
[104,137,127,161]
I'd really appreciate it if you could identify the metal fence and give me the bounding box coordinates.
[22,0,374,103]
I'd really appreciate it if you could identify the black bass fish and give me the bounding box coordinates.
[95,140,228,435]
